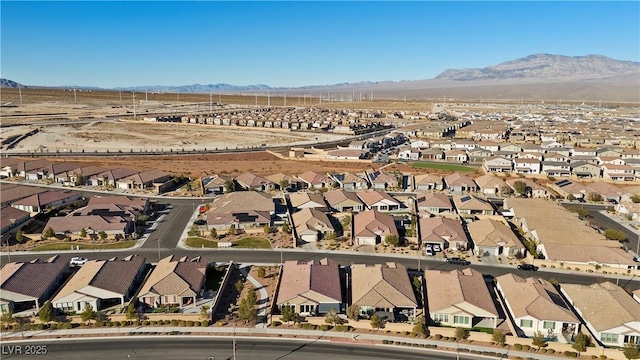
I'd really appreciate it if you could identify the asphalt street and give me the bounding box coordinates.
[0,337,482,360]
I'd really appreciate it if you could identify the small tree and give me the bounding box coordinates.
[210,228,217,239]
[532,331,547,350]
[125,302,137,320]
[98,231,107,240]
[324,231,336,240]
[324,308,343,326]
[572,333,591,354]
[281,223,290,233]
[80,303,97,326]
[228,225,236,236]
[0,311,15,329]
[587,192,603,202]
[623,342,640,360]
[492,329,506,346]
[199,305,210,322]
[263,224,271,234]
[341,216,351,228]
[411,315,428,337]
[500,185,514,196]
[79,228,87,238]
[15,230,24,244]
[412,276,422,292]
[257,266,266,278]
[224,180,235,193]
[455,327,469,341]
[604,229,626,241]
[38,301,54,324]
[513,180,527,196]
[370,313,384,330]
[235,279,244,293]
[44,227,55,239]
[631,194,640,203]
[246,287,257,307]
[280,304,296,325]
[346,305,360,321]
[238,298,256,325]
[384,234,399,246]
[567,194,576,201]
[279,180,289,190]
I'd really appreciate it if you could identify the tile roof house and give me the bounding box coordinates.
[444,173,478,193]
[367,170,399,190]
[323,189,365,213]
[291,208,335,243]
[330,172,369,191]
[276,258,342,316]
[288,192,328,212]
[415,193,453,215]
[0,206,30,236]
[467,219,524,257]
[0,184,47,206]
[52,255,145,312]
[88,168,140,187]
[265,173,301,191]
[425,268,499,328]
[351,263,418,322]
[44,209,134,237]
[11,190,82,213]
[356,190,402,212]
[0,255,70,314]
[505,178,549,198]
[496,273,579,340]
[452,195,495,216]
[138,255,207,308]
[115,169,174,193]
[234,172,275,192]
[297,171,336,189]
[474,174,507,197]
[60,166,107,186]
[419,216,469,252]
[483,156,514,173]
[353,210,398,246]
[561,282,640,347]
[413,174,444,191]
[571,161,602,179]
[206,192,274,230]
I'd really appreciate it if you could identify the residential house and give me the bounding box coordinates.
[234,172,275,192]
[43,163,82,182]
[483,157,514,173]
[325,149,368,160]
[323,189,365,213]
[367,170,399,190]
[0,255,70,313]
[413,174,444,191]
[468,148,493,162]
[44,205,135,238]
[513,158,541,174]
[52,255,146,312]
[505,178,549,198]
[138,255,207,308]
[415,193,453,216]
[561,282,640,347]
[297,171,336,189]
[500,144,523,153]
[496,274,579,340]
[288,192,328,212]
[452,195,495,216]
[445,150,469,163]
[204,174,234,195]
[88,168,139,187]
[602,164,636,181]
[419,216,469,252]
[444,173,478,193]
[398,148,421,161]
[17,159,54,180]
[60,166,107,186]
[477,141,500,152]
[351,262,418,322]
[474,174,507,197]
[571,147,597,157]
[353,210,398,246]
[584,181,629,203]
[410,140,430,149]
[115,169,174,193]
[0,185,47,207]
[357,190,402,212]
[331,172,369,191]
[206,192,274,231]
[571,161,602,179]
[544,152,569,163]
[541,161,572,177]
[467,219,524,257]
[292,208,335,242]
[265,173,301,191]
[11,190,82,214]
[276,258,342,316]
[0,206,31,236]
[550,179,588,200]
[421,148,445,161]
[425,268,499,328]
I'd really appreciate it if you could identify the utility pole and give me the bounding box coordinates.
[267,91,270,107]
[132,92,136,118]
[73,88,77,103]
[284,92,286,106]
[145,90,148,102]
[18,84,22,104]
[210,92,212,112]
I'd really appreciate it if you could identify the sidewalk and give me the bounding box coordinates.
[0,326,627,360]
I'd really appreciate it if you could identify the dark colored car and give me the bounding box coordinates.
[193,219,206,225]
[517,264,539,271]
[446,257,471,265]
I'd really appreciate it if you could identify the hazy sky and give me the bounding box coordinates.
[2,1,638,88]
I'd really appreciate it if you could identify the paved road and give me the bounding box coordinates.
[0,337,479,360]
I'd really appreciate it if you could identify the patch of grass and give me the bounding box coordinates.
[411,162,475,172]
[234,237,271,249]
[31,241,136,251]
[185,237,218,248]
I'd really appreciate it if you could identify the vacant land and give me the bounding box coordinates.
[411,162,476,172]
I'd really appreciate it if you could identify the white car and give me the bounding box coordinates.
[70,257,88,266]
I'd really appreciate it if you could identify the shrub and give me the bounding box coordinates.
[170,320,178,326]
[178,320,186,327]
[133,321,140,327]
[514,344,523,351]
[35,323,44,330]
[320,324,331,331]
[200,320,209,327]
[186,321,194,327]
[60,322,73,329]
[49,323,58,330]
[382,339,389,344]
[94,321,104,328]
[121,320,129,327]
[434,334,443,340]
[143,320,150,326]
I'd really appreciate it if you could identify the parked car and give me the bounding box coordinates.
[517,264,539,271]
[193,219,207,226]
[446,257,471,265]
[70,257,88,266]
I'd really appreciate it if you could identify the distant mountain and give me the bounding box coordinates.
[434,54,640,81]
[0,78,25,88]
[115,83,273,93]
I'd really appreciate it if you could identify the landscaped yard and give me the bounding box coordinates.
[411,162,475,172]
[233,237,271,249]
[185,237,218,248]
[31,240,137,251]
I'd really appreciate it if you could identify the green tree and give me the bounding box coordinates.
[411,315,428,337]
[199,305,210,322]
[224,180,235,193]
[412,276,422,292]
[228,225,236,236]
[500,185,514,197]
[38,301,54,324]
[631,194,640,204]
[587,192,603,202]
[604,229,626,241]
[279,180,289,190]
[492,329,506,346]
[341,216,351,228]
[15,230,24,243]
[235,279,244,293]
[263,225,271,234]
[125,302,137,320]
[80,303,97,326]
[455,327,469,341]
[346,305,360,321]
[80,228,87,238]
[513,180,527,196]
[385,234,399,246]
[44,227,55,239]
[98,231,107,240]
[572,333,591,354]
[246,287,257,307]
[257,266,266,278]
[281,223,290,233]
[324,231,336,240]
[623,342,640,360]
[238,298,256,325]
[324,308,343,326]
[532,331,547,350]
[370,313,384,330]
[567,194,576,201]
[0,311,15,329]
[210,228,217,239]
[280,304,295,325]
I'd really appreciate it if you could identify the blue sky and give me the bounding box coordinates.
[2,1,638,88]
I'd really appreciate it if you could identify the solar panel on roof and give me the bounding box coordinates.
[461,196,471,202]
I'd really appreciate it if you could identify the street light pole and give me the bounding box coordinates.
[157,239,161,262]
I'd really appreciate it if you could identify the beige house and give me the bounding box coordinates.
[276,258,342,316]
[416,193,453,215]
[351,263,418,323]
[452,195,494,216]
[292,208,335,242]
[419,216,469,252]
[474,174,507,197]
[425,268,499,328]
[323,189,365,212]
[467,219,524,257]
[352,210,398,246]
[413,174,444,191]
[138,256,207,308]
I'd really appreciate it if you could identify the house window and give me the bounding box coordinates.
[600,333,619,344]
[624,335,639,345]
[453,315,469,325]
[433,313,448,323]
[520,319,533,328]
[300,304,315,314]
[543,321,555,329]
